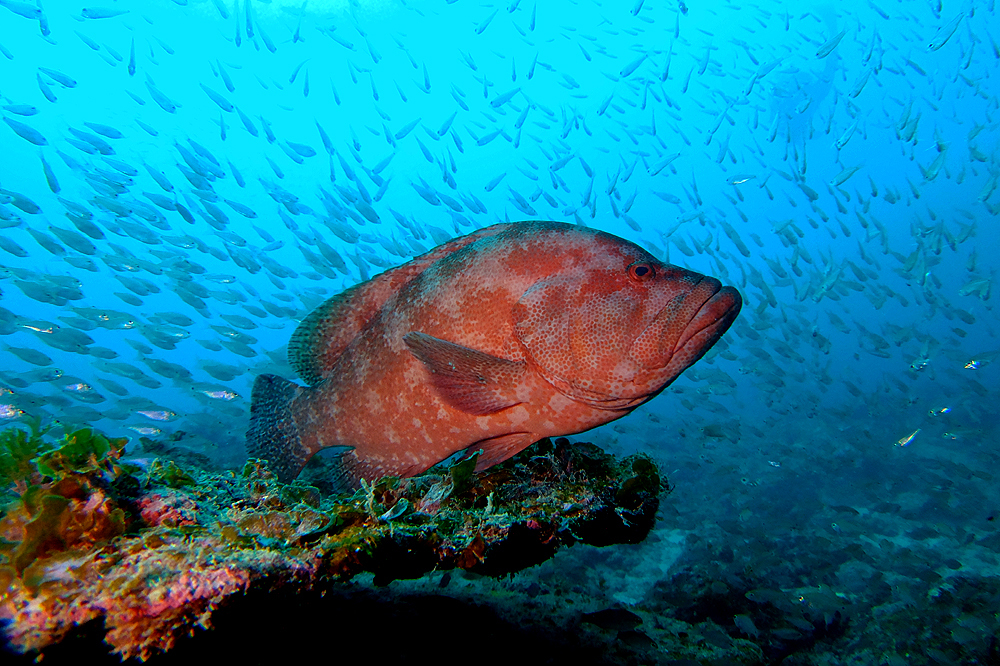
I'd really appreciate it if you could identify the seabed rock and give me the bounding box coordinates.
[0,421,664,661]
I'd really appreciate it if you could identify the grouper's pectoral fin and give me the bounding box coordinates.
[403,331,526,415]
[467,432,539,471]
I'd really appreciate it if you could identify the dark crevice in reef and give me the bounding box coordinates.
[4,586,610,666]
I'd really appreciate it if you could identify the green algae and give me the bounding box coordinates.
[148,458,198,488]
[0,417,50,488]
[35,427,125,479]
[1,422,130,583]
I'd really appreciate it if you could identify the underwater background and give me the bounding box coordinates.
[1,0,998,663]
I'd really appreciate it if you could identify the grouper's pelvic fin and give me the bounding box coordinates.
[247,374,310,483]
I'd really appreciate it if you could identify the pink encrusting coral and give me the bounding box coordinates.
[4,534,259,659]
[136,490,199,528]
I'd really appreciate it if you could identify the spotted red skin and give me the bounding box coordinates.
[290,221,741,483]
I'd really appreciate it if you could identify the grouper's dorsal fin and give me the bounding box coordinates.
[288,223,516,386]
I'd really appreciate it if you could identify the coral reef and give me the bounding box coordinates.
[0,424,664,661]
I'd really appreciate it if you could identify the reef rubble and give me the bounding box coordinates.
[0,420,663,661]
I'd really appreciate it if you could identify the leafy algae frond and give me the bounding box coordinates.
[0,422,129,583]
[0,417,52,490]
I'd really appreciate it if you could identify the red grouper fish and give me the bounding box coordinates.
[247,221,741,488]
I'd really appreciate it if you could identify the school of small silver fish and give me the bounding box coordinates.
[0,0,996,478]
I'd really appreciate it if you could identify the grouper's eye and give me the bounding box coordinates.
[627,261,655,282]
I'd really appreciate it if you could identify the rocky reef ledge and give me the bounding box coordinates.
[0,420,663,661]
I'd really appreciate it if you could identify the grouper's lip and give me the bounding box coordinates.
[673,284,743,358]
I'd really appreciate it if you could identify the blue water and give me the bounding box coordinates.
[1,0,998,662]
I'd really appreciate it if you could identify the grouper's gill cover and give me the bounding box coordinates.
[246,221,742,488]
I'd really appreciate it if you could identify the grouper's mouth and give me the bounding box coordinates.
[672,280,743,361]
[626,276,742,392]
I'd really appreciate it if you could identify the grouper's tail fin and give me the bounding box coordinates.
[246,374,309,483]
